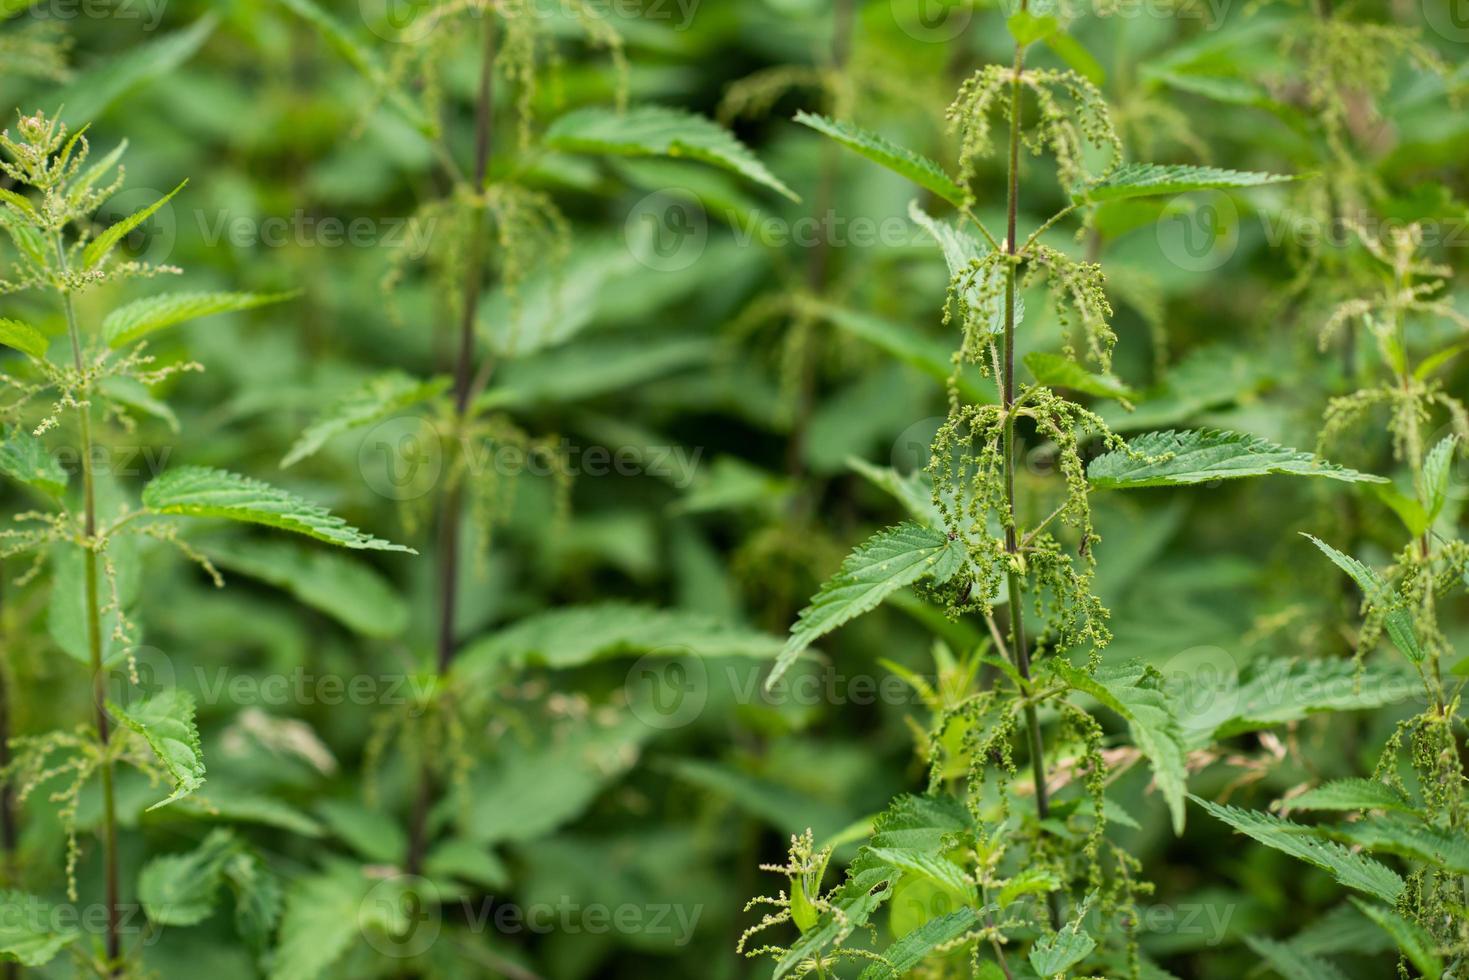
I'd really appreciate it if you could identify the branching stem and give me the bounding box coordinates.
[999,7,1062,933]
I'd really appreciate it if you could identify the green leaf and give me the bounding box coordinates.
[281,372,447,468]
[1052,661,1188,834]
[1029,894,1098,977]
[1349,899,1443,979]
[1044,31,1105,86]
[1025,351,1136,401]
[139,830,240,926]
[1422,434,1458,523]
[0,891,78,966]
[811,302,991,406]
[266,861,376,980]
[142,466,414,552]
[1329,816,1469,874]
[908,201,1011,334]
[477,335,713,410]
[1007,10,1060,46]
[1370,481,1429,537]
[423,839,508,891]
[103,290,297,348]
[773,794,969,979]
[100,376,180,433]
[462,712,654,846]
[0,186,37,220]
[857,908,982,979]
[457,603,781,679]
[316,799,407,865]
[794,112,966,207]
[545,105,799,201]
[67,140,128,211]
[48,538,139,666]
[82,180,187,271]
[769,521,966,689]
[847,457,944,529]
[1244,936,1349,980]
[1192,796,1404,903]
[1074,163,1295,204]
[203,538,409,637]
[478,238,639,358]
[999,867,1063,908]
[0,317,48,359]
[1216,660,1418,737]
[225,851,283,956]
[56,17,216,127]
[112,688,206,810]
[863,847,974,901]
[1302,535,1421,663]
[1281,779,1414,815]
[0,426,66,496]
[1088,429,1387,489]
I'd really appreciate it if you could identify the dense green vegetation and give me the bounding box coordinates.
[0,1,1466,977]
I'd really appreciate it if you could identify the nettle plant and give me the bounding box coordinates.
[736,4,1398,978]
[267,0,802,962]
[0,112,409,975]
[1194,223,1469,978]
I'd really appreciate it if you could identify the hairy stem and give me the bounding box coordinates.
[54,235,122,975]
[407,12,498,879]
[0,568,17,980]
[1000,11,1062,933]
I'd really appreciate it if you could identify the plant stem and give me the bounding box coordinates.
[785,0,854,486]
[54,235,122,975]
[1000,11,1062,933]
[0,568,17,980]
[407,12,498,879]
